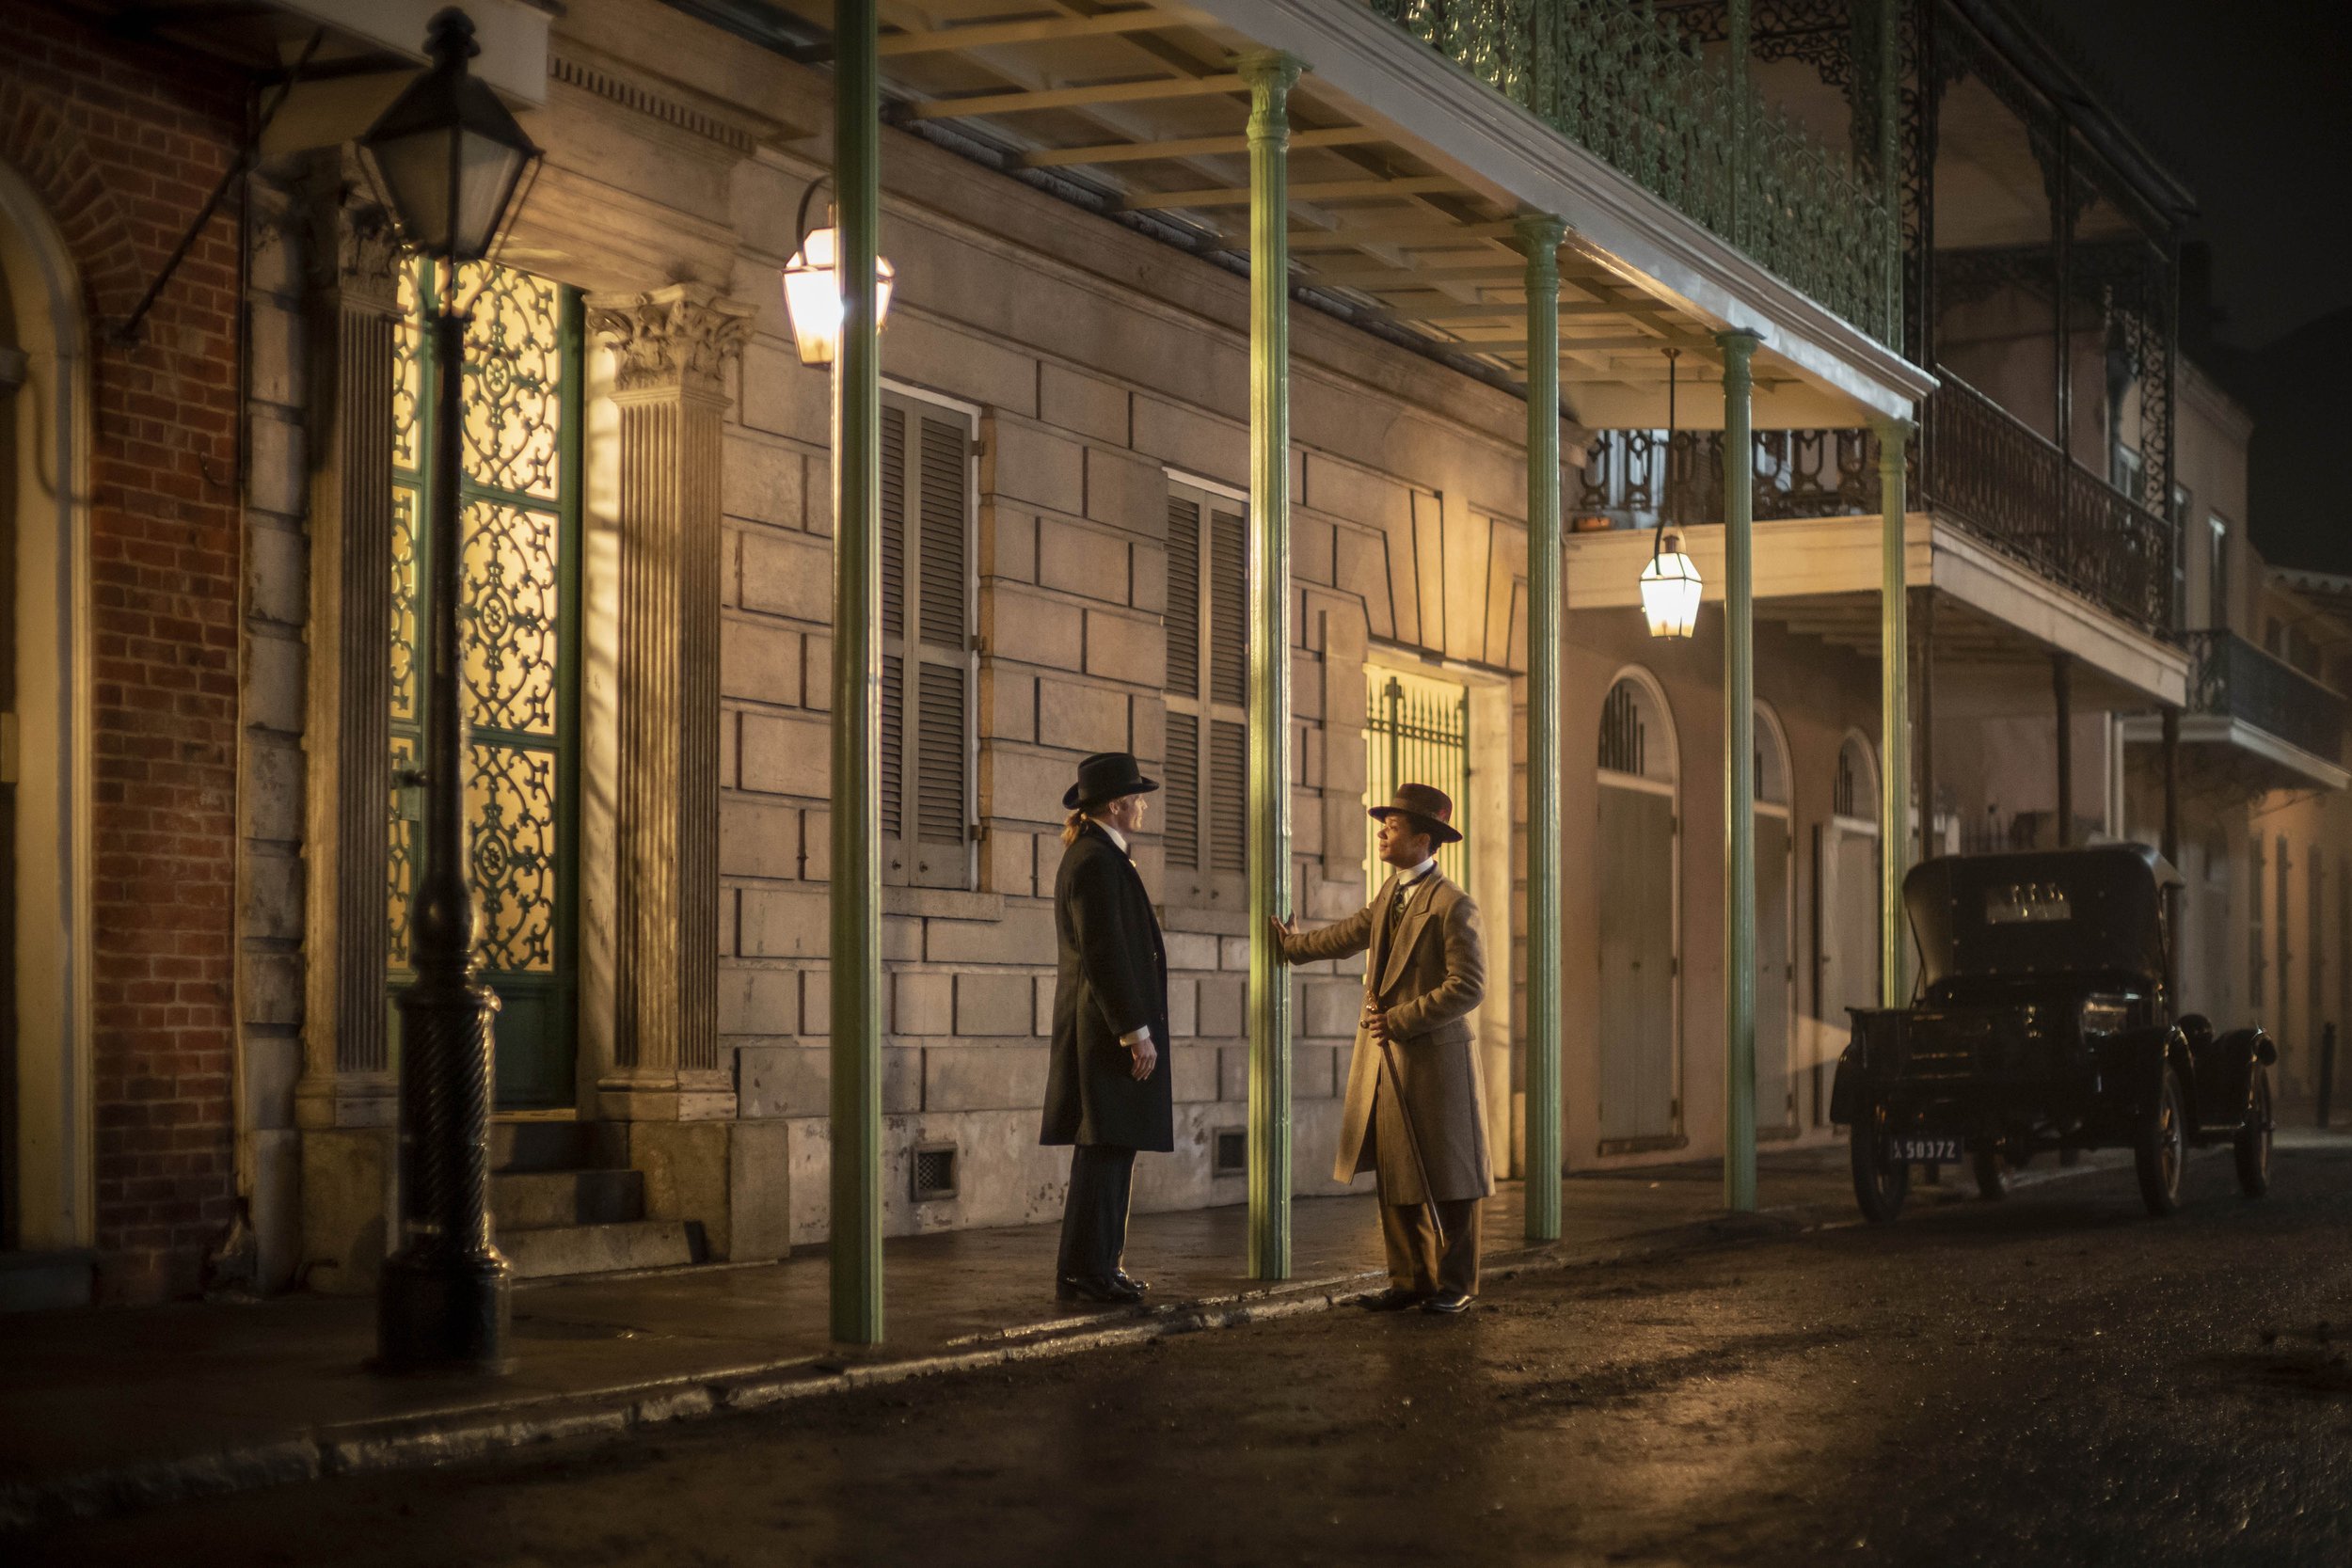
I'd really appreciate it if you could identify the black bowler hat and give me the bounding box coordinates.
[1063,751,1161,811]
[1368,783,1463,845]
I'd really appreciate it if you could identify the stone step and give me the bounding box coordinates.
[0,1249,96,1313]
[498,1219,699,1281]
[492,1168,645,1230]
[492,1119,626,1175]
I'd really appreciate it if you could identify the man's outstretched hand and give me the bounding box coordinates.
[1267,915,1296,956]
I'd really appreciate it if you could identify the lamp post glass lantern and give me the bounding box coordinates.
[1640,347,1702,640]
[360,5,541,1377]
[780,180,895,366]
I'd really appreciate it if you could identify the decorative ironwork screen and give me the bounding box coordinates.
[1367,0,1899,344]
[1365,669,1471,891]
[389,259,582,1110]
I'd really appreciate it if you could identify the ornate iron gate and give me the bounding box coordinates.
[1364,668,1470,891]
[389,260,582,1111]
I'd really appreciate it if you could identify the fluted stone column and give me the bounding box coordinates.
[296,181,403,1135]
[584,285,751,1121]
[290,175,405,1293]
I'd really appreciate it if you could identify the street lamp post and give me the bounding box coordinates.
[358,7,541,1376]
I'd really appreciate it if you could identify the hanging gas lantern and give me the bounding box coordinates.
[1640,346,1702,639]
[780,180,895,366]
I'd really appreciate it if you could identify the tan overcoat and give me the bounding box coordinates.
[1278,870,1491,1203]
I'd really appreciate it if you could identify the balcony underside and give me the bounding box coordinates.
[2116,715,2351,797]
[1563,511,2187,709]
[721,0,1925,429]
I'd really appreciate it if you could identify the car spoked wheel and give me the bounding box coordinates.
[2234,1065,2273,1198]
[1971,1143,2008,1201]
[2134,1066,2186,1217]
[1851,1102,1911,1223]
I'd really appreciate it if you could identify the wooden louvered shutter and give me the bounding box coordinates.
[912,410,971,887]
[880,403,908,877]
[1208,506,1247,707]
[1167,496,1200,701]
[1165,495,1202,876]
[879,392,975,889]
[1162,482,1248,904]
[1208,720,1248,875]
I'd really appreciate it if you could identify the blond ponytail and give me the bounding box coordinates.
[1061,808,1089,847]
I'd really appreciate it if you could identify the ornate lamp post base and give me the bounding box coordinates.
[375,974,512,1375]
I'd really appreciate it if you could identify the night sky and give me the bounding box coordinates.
[2038,0,2352,571]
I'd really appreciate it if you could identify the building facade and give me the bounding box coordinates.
[63,0,2342,1310]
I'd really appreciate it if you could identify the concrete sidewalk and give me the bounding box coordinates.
[0,1143,2086,1531]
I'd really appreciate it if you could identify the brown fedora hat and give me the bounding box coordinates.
[1368,782,1462,845]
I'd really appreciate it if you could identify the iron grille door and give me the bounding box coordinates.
[1363,668,1470,893]
[389,260,583,1112]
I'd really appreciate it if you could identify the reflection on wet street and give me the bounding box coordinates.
[25,1141,2352,1567]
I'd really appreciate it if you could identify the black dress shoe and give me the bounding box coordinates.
[1359,1286,1426,1312]
[1114,1271,1150,1293]
[1421,1290,1473,1315]
[1057,1275,1143,1305]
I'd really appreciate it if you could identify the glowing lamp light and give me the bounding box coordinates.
[781,222,896,366]
[1641,527,1703,640]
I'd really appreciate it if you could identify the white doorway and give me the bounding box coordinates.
[1596,672,1680,1149]
[1816,734,1882,1126]
[1754,704,1796,1136]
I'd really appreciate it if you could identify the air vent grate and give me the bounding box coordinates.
[911,1143,959,1202]
[1213,1127,1247,1175]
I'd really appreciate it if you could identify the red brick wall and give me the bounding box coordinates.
[1,4,245,1301]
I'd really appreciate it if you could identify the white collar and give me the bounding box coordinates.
[1396,857,1438,888]
[1094,819,1130,855]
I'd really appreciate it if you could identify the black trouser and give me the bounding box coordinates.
[1057,1144,1137,1280]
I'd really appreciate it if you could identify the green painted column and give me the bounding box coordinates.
[1518,214,1565,1242]
[1719,329,1761,1214]
[1243,50,1301,1282]
[829,0,884,1344]
[1875,417,1912,1006]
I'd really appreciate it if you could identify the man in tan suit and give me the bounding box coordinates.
[1272,783,1490,1313]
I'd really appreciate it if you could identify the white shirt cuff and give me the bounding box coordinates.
[1119,1026,1152,1048]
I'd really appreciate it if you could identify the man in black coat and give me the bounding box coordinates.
[1041,752,1172,1305]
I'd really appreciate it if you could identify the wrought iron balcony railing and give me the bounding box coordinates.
[1366,0,1899,345]
[2183,630,2345,767]
[1574,372,2176,636]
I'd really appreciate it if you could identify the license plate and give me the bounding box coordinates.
[1889,1134,1963,1164]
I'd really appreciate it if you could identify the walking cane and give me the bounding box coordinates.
[1368,998,1447,1250]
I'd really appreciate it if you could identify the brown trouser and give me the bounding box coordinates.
[1375,1155,1482,1296]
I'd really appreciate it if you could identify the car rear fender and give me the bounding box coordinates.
[2090,1025,2181,1121]
[1829,1008,1901,1128]
[2192,1027,2273,1133]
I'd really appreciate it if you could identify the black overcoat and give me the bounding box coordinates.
[1040,822,1173,1152]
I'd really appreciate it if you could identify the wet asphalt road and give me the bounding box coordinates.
[24,1142,2352,1568]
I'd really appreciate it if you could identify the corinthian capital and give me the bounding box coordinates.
[585,284,755,402]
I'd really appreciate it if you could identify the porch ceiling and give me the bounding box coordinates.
[770,0,1910,429]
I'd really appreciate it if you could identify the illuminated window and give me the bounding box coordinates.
[389,260,581,1110]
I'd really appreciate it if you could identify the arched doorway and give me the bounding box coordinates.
[1817,733,1881,1124]
[0,159,93,1276]
[1596,672,1679,1148]
[1753,704,1796,1134]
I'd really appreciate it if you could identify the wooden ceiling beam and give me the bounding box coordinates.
[908,71,1245,119]
[1020,124,1383,166]
[880,8,1212,55]
[1122,174,1459,211]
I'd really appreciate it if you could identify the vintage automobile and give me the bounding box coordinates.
[1831,845,2276,1221]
